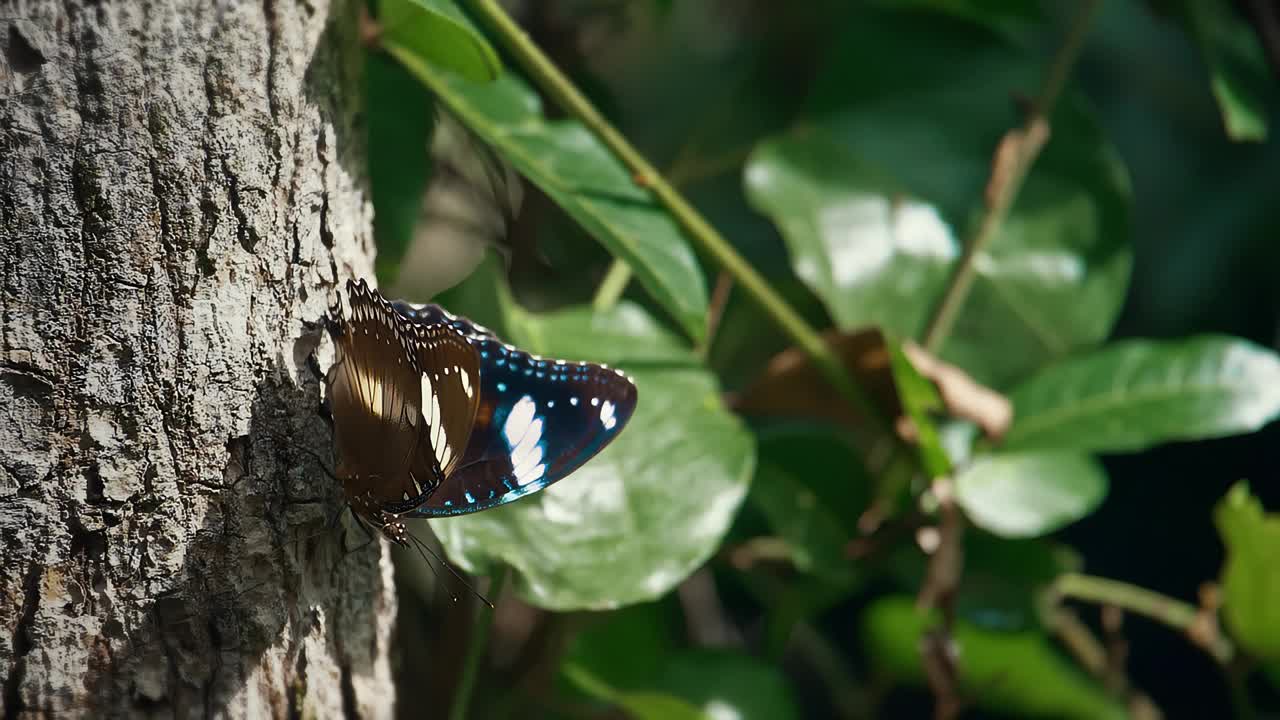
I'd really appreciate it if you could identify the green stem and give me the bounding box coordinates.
[592,259,632,312]
[464,0,887,430]
[921,0,1101,351]
[1052,572,1234,665]
[449,567,508,720]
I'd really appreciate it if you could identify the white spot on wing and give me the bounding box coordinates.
[460,368,473,398]
[421,372,452,469]
[503,395,546,486]
[600,400,617,430]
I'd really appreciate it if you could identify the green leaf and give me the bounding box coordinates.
[561,601,682,693]
[1004,335,1280,453]
[755,424,871,533]
[564,650,801,720]
[378,0,501,82]
[651,651,802,720]
[955,452,1107,538]
[868,0,1042,37]
[1180,0,1271,141]
[432,264,752,610]
[959,532,1081,631]
[366,51,435,281]
[749,462,855,581]
[861,596,1127,720]
[1266,662,1280,692]
[388,56,709,341]
[1215,481,1280,660]
[563,664,707,720]
[746,10,1132,388]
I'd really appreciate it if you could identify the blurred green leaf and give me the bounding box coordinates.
[748,10,1132,388]
[959,532,1081,631]
[861,596,1127,720]
[652,651,802,720]
[750,462,854,581]
[564,664,707,720]
[564,650,799,720]
[388,57,709,340]
[745,134,955,359]
[366,51,435,281]
[755,424,871,532]
[869,0,1041,37]
[378,0,501,82]
[889,531,1081,631]
[1180,0,1271,141]
[1215,481,1280,660]
[1004,335,1280,452]
[562,601,681,693]
[955,451,1107,538]
[432,261,752,610]
[1266,662,1280,692]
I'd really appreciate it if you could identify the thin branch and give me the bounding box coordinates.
[464,0,889,433]
[921,0,1102,351]
[1052,573,1234,665]
[591,259,632,311]
[697,271,734,360]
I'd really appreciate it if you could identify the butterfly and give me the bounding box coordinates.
[324,278,638,546]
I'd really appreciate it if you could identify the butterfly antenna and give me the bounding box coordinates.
[404,532,455,603]
[406,531,494,609]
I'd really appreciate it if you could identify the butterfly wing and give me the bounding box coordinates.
[391,300,498,340]
[407,336,638,517]
[328,280,481,510]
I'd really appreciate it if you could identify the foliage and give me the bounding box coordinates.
[362,0,1280,717]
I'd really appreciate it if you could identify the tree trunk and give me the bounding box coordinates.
[0,1,397,717]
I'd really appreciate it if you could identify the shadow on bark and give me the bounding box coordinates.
[80,344,390,716]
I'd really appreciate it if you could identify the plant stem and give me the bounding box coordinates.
[449,567,508,720]
[921,0,1101,351]
[464,0,888,431]
[592,259,632,311]
[1052,573,1234,664]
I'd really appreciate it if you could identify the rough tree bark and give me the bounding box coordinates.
[1,1,397,717]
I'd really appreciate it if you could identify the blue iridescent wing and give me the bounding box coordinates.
[391,300,497,340]
[403,330,638,517]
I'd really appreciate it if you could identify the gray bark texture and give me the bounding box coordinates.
[0,0,398,717]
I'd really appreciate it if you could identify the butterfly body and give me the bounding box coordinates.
[324,279,637,541]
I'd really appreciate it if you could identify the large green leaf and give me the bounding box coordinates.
[378,0,501,82]
[561,601,682,694]
[861,596,1126,720]
[650,651,802,720]
[955,452,1107,538]
[746,10,1132,388]
[366,51,435,281]
[564,650,799,720]
[1180,0,1271,141]
[1004,335,1280,452]
[385,54,709,341]
[1215,482,1280,660]
[563,665,706,720]
[431,264,752,610]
